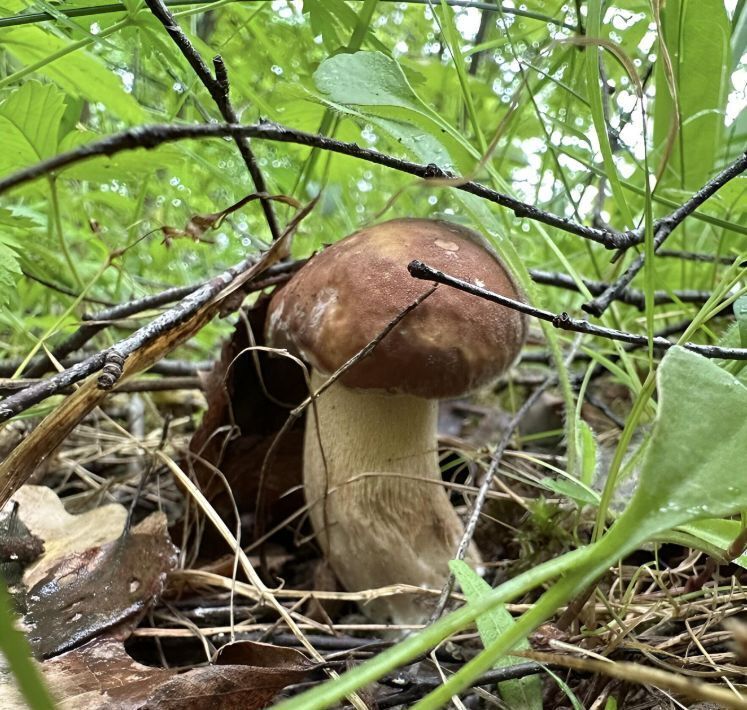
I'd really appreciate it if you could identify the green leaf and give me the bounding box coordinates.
[2,26,146,123]
[576,419,598,487]
[314,50,423,111]
[313,51,477,172]
[0,241,22,307]
[450,560,543,710]
[653,0,732,189]
[540,476,600,507]
[616,347,747,541]
[675,519,747,569]
[0,81,65,172]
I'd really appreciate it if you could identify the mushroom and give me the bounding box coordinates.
[265,218,526,623]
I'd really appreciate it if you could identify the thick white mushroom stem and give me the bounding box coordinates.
[304,370,481,625]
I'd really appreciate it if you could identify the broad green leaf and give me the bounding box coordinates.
[1,26,146,123]
[313,51,479,174]
[615,347,747,542]
[653,0,731,189]
[314,50,424,111]
[450,560,542,710]
[0,82,66,175]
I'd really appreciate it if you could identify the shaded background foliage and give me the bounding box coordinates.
[0,0,744,374]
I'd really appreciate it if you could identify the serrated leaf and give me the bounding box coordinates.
[450,560,542,710]
[0,241,22,307]
[2,26,146,124]
[0,82,65,174]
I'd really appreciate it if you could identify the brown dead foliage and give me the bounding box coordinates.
[186,297,307,551]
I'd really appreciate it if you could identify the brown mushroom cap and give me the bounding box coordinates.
[265,218,527,399]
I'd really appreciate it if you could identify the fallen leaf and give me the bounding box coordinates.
[3,487,177,658]
[0,637,315,710]
[186,297,306,552]
[10,485,127,589]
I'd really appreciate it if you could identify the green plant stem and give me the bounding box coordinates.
[48,177,82,290]
[592,370,656,541]
[271,546,592,710]
[584,0,634,229]
[0,581,56,709]
[411,520,643,708]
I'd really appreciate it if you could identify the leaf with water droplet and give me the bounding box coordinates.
[314,51,421,110]
[611,347,747,544]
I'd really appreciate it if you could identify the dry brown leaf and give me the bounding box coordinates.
[161,193,302,245]
[3,487,178,658]
[185,297,306,553]
[0,637,315,710]
[10,485,127,589]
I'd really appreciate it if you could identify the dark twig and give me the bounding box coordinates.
[0,376,202,396]
[529,269,713,310]
[376,662,552,708]
[583,151,747,316]
[657,249,737,266]
[143,0,280,240]
[0,121,628,249]
[19,260,301,378]
[0,256,257,422]
[21,269,115,306]
[519,317,724,372]
[0,356,210,380]
[408,260,747,360]
[0,0,578,31]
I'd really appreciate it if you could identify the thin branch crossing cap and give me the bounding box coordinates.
[266,218,527,397]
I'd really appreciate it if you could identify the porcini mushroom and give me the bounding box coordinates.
[265,218,526,623]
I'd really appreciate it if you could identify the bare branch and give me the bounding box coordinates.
[0,256,255,422]
[143,0,280,239]
[0,121,628,249]
[408,260,747,360]
[583,150,747,316]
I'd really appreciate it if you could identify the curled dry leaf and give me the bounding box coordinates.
[161,192,302,245]
[5,486,177,658]
[11,485,128,589]
[0,637,315,710]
